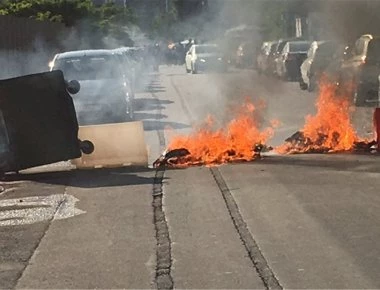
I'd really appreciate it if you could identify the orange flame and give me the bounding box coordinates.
[167,100,274,166]
[277,80,359,153]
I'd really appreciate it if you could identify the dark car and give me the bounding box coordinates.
[300,40,343,91]
[338,34,380,106]
[50,49,134,124]
[275,40,311,81]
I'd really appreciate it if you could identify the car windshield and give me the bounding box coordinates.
[125,49,143,61]
[270,43,277,54]
[277,41,287,53]
[289,42,310,52]
[195,46,219,54]
[263,43,272,54]
[316,42,339,57]
[54,56,123,81]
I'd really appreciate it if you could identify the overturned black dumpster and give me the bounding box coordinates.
[0,70,85,174]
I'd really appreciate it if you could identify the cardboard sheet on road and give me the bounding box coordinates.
[72,121,148,168]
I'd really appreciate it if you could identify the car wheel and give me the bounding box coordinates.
[191,62,198,74]
[299,81,308,90]
[308,75,316,92]
[79,140,95,155]
[308,81,315,92]
[281,71,287,81]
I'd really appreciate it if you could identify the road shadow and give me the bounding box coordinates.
[134,98,174,112]
[2,167,168,188]
[143,120,190,131]
[146,84,166,93]
[166,73,187,77]
[134,112,168,120]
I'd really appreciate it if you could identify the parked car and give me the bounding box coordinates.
[267,39,289,76]
[275,40,311,81]
[299,41,322,90]
[256,41,274,74]
[338,34,380,106]
[322,44,351,83]
[113,47,146,93]
[235,41,255,68]
[50,49,134,124]
[185,44,226,74]
[306,41,344,91]
[257,41,274,74]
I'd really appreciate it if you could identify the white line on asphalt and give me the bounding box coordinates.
[0,194,86,226]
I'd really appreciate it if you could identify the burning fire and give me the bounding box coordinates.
[153,79,374,168]
[277,80,360,153]
[157,100,275,167]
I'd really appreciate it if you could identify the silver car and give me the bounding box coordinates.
[185,44,226,74]
[50,49,134,124]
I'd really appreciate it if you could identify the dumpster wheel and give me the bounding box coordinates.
[79,140,95,155]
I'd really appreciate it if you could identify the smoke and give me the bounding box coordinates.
[0,38,56,79]
[161,0,264,126]
[3,1,380,131]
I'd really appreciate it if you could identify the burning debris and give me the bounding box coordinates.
[281,131,376,153]
[154,100,275,168]
[153,144,272,168]
[153,79,377,169]
[353,140,378,152]
[153,148,191,168]
[277,80,370,154]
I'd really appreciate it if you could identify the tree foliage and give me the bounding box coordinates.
[0,0,135,47]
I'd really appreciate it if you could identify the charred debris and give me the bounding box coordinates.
[153,144,273,168]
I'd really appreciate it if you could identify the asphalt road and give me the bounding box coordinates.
[1,65,380,289]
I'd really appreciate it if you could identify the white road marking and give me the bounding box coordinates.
[0,194,86,226]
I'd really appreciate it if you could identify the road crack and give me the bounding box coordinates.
[210,167,283,290]
[152,169,173,290]
[171,72,280,288]
[150,75,174,289]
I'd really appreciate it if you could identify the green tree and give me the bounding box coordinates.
[0,0,135,47]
